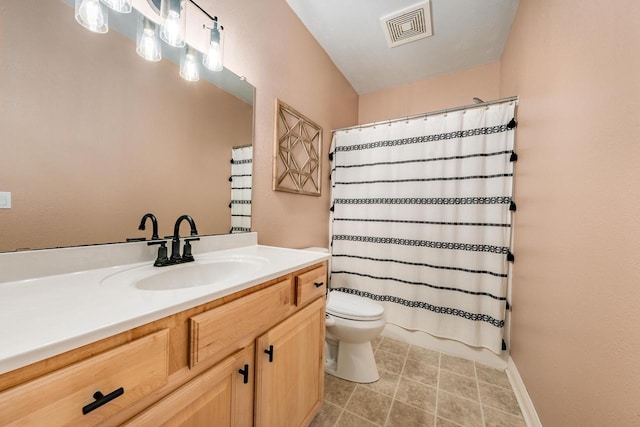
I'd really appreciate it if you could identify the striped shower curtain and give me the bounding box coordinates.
[230,145,253,233]
[329,101,516,354]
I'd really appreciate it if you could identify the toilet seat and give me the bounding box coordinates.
[327,291,384,321]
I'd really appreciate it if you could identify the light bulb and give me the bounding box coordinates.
[203,19,224,72]
[161,10,185,47]
[203,41,223,72]
[180,47,200,81]
[75,0,108,33]
[100,0,132,13]
[137,18,161,62]
[138,29,161,61]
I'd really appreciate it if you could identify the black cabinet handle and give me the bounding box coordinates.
[264,345,274,363]
[238,364,250,384]
[314,282,324,288]
[82,387,124,415]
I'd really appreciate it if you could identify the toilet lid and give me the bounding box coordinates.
[327,291,384,321]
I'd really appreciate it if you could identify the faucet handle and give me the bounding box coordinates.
[148,240,171,267]
[182,237,200,263]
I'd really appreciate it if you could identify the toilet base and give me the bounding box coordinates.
[326,341,380,383]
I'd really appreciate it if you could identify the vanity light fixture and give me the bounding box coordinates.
[203,16,224,72]
[136,16,162,62]
[160,0,186,47]
[180,45,200,81]
[100,0,132,14]
[75,0,109,33]
[74,0,227,76]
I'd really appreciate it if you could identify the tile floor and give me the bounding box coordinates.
[311,337,526,427]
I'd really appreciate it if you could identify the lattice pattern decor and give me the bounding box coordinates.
[273,99,322,196]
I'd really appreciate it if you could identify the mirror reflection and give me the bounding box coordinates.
[0,0,254,253]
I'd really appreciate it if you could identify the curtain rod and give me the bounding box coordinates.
[332,96,519,133]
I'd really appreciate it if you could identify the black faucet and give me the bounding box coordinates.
[170,215,199,263]
[138,213,159,240]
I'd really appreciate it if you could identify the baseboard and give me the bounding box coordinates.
[506,356,543,427]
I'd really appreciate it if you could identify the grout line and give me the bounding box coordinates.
[437,415,466,427]
[481,403,526,421]
[342,409,384,426]
[474,362,487,426]
[381,339,408,426]
[339,383,358,419]
[477,377,515,392]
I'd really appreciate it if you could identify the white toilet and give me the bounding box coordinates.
[325,290,386,383]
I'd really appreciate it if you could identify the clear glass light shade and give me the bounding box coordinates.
[100,0,132,13]
[136,17,162,62]
[160,0,186,47]
[203,24,224,72]
[180,46,200,82]
[75,0,108,33]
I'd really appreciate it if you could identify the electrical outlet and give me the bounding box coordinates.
[0,192,11,209]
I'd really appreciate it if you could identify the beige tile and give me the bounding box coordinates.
[437,391,483,427]
[325,373,357,407]
[395,377,437,413]
[407,345,440,367]
[310,401,343,427]
[438,370,479,401]
[478,382,522,417]
[483,406,527,427]
[378,337,410,356]
[344,386,392,425]
[435,418,464,427]
[374,349,405,374]
[386,400,435,427]
[336,410,379,427]
[475,363,511,390]
[371,336,383,352]
[440,354,475,378]
[402,358,439,387]
[362,369,400,397]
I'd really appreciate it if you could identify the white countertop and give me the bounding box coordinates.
[0,244,328,375]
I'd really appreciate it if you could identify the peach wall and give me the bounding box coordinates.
[358,62,501,124]
[500,0,640,425]
[211,0,359,249]
[0,0,252,252]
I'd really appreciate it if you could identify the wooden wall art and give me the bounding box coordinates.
[273,99,322,196]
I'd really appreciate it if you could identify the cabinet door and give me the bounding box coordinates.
[255,297,325,427]
[124,344,254,427]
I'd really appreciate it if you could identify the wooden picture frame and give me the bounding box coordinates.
[273,99,322,196]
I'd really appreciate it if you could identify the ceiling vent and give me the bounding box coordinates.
[380,1,433,48]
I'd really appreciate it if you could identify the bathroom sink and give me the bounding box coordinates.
[100,254,270,291]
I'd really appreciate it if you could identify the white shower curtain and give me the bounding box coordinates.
[329,101,516,354]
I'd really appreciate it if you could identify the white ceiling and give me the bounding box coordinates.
[285,0,519,95]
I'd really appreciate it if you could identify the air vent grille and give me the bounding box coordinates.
[381,1,433,48]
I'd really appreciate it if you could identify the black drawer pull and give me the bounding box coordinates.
[314,282,324,288]
[82,387,124,415]
[264,345,274,363]
[238,364,250,384]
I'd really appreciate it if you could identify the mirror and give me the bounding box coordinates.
[0,0,254,252]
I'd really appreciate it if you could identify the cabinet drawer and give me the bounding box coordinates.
[190,279,292,368]
[295,264,327,307]
[0,329,169,426]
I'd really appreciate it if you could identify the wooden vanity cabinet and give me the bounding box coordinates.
[255,297,325,427]
[0,261,327,427]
